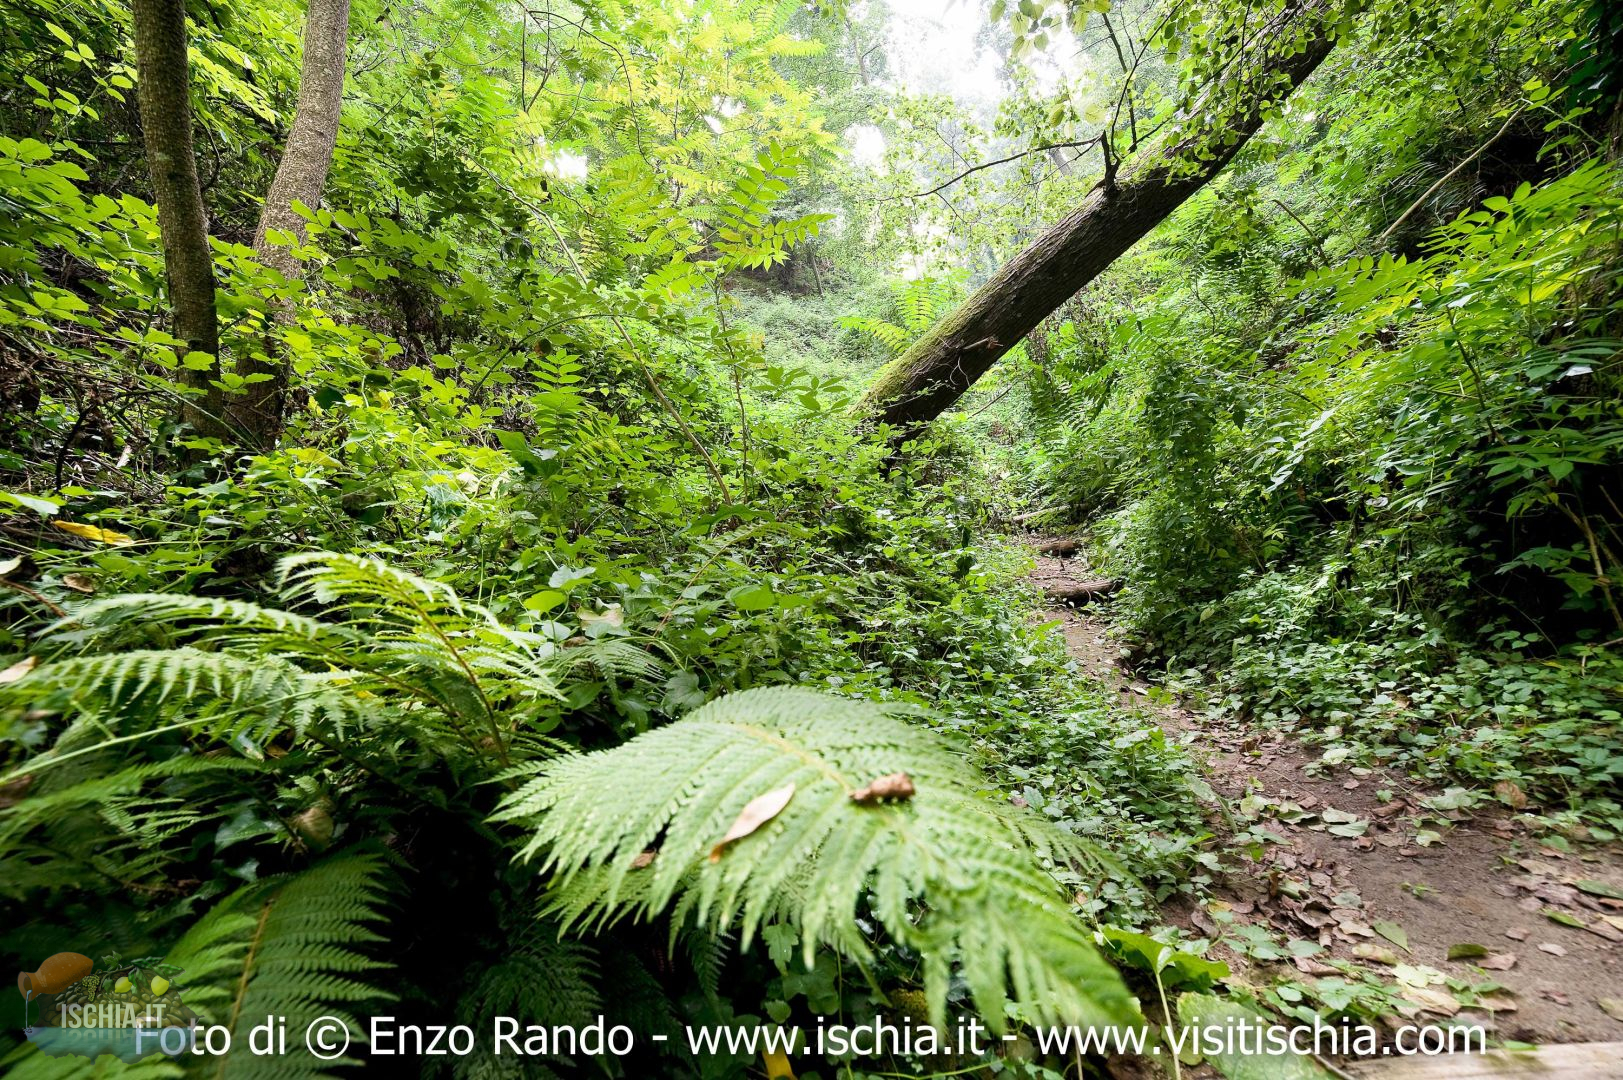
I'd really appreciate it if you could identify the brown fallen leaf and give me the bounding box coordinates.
[1352,943,1400,965]
[1478,953,1517,971]
[710,782,796,862]
[61,573,95,594]
[630,850,657,870]
[1402,986,1462,1017]
[0,774,34,809]
[850,772,915,804]
[1542,989,1572,1007]
[1493,779,1528,809]
[0,656,38,684]
[1505,927,1531,941]
[1585,919,1623,943]
[1478,993,1518,1013]
[1538,942,1567,956]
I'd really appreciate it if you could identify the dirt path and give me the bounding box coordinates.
[1031,545,1623,1049]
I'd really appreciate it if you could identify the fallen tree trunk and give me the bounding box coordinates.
[1043,579,1120,605]
[857,0,1342,436]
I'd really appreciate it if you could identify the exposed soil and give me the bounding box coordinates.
[1029,542,1623,1050]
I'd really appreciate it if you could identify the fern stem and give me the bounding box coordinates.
[219,894,274,1079]
[390,589,510,767]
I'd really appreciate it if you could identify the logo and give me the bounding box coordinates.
[18,951,199,1061]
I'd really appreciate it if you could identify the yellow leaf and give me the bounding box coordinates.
[51,520,134,546]
[763,1047,796,1080]
[0,656,38,684]
[710,782,795,862]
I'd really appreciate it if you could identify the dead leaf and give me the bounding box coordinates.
[1585,919,1623,943]
[61,573,95,594]
[50,520,134,546]
[1478,993,1518,1013]
[1352,943,1399,965]
[1402,986,1461,1017]
[0,656,38,684]
[577,604,624,630]
[0,774,34,809]
[1493,780,1528,809]
[850,772,915,804]
[1505,927,1531,941]
[1598,998,1623,1022]
[710,783,795,862]
[1542,989,1571,1007]
[1538,942,1567,957]
[1478,953,1517,971]
[630,850,657,870]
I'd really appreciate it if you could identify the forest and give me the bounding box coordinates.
[1,0,1621,1076]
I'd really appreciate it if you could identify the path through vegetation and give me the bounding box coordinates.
[1031,540,1623,1056]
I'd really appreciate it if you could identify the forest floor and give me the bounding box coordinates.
[1027,542,1623,1059]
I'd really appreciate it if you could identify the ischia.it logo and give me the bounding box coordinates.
[18,950,200,1061]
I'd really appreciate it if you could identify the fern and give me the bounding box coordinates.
[10,554,637,771]
[164,851,396,1078]
[494,687,1140,1032]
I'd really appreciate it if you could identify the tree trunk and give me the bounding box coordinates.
[130,0,227,439]
[232,0,350,447]
[857,0,1341,436]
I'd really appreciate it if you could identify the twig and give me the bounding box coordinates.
[1375,110,1522,247]
[887,138,1102,202]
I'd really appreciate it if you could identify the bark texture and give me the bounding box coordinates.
[232,0,350,446]
[857,0,1341,436]
[130,0,227,438]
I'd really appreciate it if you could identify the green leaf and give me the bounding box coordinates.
[1373,921,1409,952]
[1,490,61,517]
[1176,993,1335,1079]
[728,585,776,611]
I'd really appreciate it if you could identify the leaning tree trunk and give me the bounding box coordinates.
[130,0,228,439]
[230,0,350,447]
[858,0,1342,436]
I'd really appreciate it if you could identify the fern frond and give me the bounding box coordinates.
[17,649,381,743]
[61,594,358,651]
[548,637,666,684]
[494,687,1138,1032]
[165,851,396,1078]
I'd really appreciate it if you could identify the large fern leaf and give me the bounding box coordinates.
[494,687,1140,1032]
[164,851,396,1078]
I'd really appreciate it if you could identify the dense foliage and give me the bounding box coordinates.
[2,0,1620,1076]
